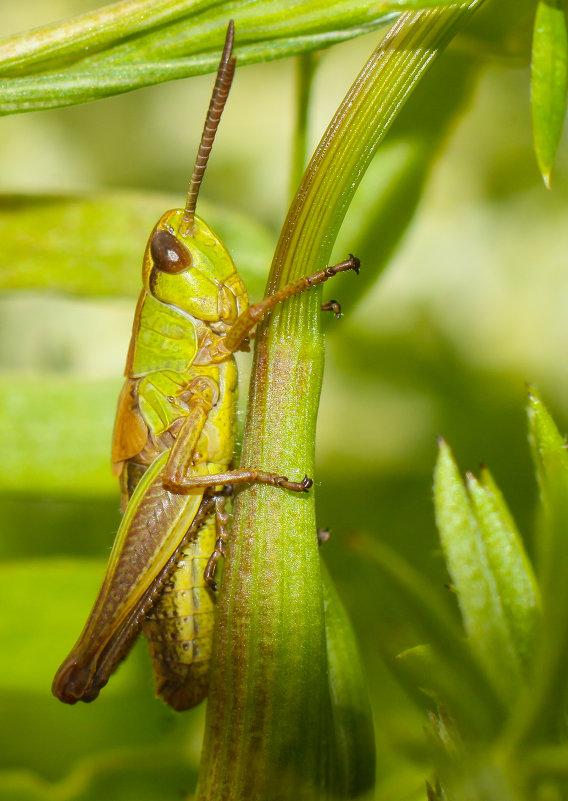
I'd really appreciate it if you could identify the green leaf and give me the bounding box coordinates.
[0,376,117,496]
[321,562,375,799]
[0,192,273,298]
[527,390,568,512]
[0,0,486,115]
[510,393,568,744]
[352,533,504,739]
[0,0,467,76]
[527,390,568,583]
[531,0,568,187]
[434,440,523,700]
[0,1,401,114]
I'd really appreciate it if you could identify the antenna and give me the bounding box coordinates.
[180,21,236,235]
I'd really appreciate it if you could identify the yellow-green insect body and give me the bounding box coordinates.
[54,208,245,708]
[114,212,244,710]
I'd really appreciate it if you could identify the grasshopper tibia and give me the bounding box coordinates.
[221,254,360,353]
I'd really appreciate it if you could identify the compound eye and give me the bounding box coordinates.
[150,229,192,274]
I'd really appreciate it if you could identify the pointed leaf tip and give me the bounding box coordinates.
[531,0,568,186]
[434,440,524,700]
[543,170,553,189]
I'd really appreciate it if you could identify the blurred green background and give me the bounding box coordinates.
[1,2,567,799]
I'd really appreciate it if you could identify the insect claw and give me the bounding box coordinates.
[321,299,342,318]
[349,254,360,275]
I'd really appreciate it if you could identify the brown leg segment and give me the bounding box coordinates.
[162,377,219,490]
[321,300,341,318]
[203,495,231,591]
[222,254,359,353]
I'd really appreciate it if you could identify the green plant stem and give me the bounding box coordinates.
[196,5,485,800]
[290,51,319,199]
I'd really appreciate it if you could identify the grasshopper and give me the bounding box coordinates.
[52,21,359,711]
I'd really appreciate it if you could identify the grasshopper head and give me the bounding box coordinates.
[143,23,245,331]
[143,208,248,330]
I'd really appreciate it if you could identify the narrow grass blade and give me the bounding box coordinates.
[0,2,400,114]
[0,0,470,79]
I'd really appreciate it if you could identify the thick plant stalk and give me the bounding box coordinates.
[196,5,485,800]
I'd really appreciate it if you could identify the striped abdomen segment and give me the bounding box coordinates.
[143,512,217,710]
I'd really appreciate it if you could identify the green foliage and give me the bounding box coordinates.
[364,395,568,800]
[322,562,376,798]
[0,193,273,297]
[0,1,403,114]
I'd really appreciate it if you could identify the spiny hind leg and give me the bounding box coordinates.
[166,467,312,494]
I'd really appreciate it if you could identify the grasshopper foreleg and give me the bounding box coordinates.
[163,377,218,488]
[220,254,360,353]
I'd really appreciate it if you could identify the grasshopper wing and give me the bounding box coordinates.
[53,449,207,703]
[111,378,149,478]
